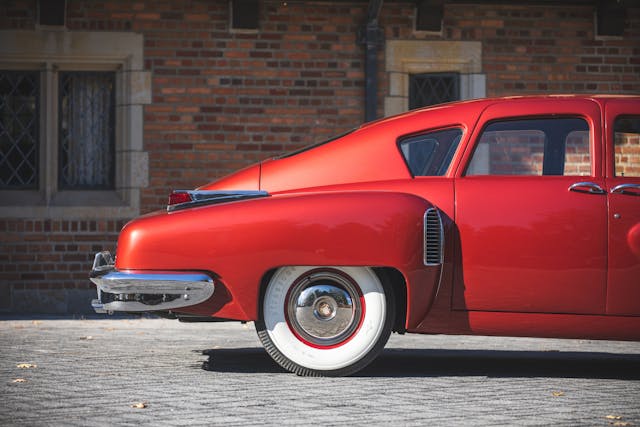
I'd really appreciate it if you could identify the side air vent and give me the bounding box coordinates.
[424,208,444,266]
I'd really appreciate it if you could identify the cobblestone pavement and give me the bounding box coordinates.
[1,317,639,426]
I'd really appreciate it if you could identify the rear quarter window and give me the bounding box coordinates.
[399,128,463,176]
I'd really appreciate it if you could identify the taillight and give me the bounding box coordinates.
[168,191,192,207]
[166,189,269,212]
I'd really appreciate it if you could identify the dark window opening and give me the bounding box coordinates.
[59,72,116,190]
[409,72,460,110]
[231,0,259,30]
[38,0,66,26]
[0,71,40,189]
[416,0,444,32]
[596,0,626,37]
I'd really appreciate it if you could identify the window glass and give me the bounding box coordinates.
[0,71,39,189]
[564,130,590,176]
[59,71,115,189]
[409,73,460,109]
[614,116,640,177]
[399,128,462,176]
[466,118,590,176]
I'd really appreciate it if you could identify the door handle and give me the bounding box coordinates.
[568,182,606,194]
[610,183,640,196]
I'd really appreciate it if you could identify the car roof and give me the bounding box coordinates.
[361,94,640,130]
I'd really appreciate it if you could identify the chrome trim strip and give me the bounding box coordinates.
[167,190,269,212]
[91,271,215,295]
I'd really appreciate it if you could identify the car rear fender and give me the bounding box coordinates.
[115,191,442,326]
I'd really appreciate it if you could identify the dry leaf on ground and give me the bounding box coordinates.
[131,402,148,409]
[12,378,27,383]
[16,363,37,369]
[551,391,565,397]
[79,336,94,340]
[606,415,623,420]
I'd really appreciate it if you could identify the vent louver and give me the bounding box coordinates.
[424,208,443,265]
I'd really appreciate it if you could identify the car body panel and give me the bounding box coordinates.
[115,191,435,323]
[95,95,640,343]
[453,176,608,314]
[604,98,640,315]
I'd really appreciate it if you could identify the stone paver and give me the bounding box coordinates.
[1,317,639,426]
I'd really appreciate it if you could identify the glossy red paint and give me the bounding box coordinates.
[604,98,640,315]
[454,175,608,314]
[116,191,432,321]
[109,95,640,343]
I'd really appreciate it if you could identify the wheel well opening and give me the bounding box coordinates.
[373,267,407,335]
[258,268,278,319]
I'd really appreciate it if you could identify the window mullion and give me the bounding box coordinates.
[42,63,58,203]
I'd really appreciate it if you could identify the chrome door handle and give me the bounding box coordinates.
[569,182,606,194]
[611,183,640,195]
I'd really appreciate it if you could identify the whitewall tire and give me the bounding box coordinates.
[255,266,394,376]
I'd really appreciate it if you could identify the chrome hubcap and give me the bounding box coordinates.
[287,270,362,346]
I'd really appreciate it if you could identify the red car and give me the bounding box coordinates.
[90,95,640,376]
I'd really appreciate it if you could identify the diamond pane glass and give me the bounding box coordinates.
[409,73,460,109]
[0,71,39,189]
[59,71,115,190]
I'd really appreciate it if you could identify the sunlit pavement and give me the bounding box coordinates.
[1,317,639,426]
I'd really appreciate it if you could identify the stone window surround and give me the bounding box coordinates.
[385,40,486,117]
[0,30,150,219]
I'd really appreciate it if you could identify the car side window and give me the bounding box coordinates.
[614,116,640,177]
[399,128,463,176]
[466,117,590,176]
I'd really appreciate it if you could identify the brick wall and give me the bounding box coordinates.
[0,219,126,313]
[65,0,369,209]
[382,3,640,94]
[1,0,639,313]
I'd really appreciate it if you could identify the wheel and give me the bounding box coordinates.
[255,266,394,376]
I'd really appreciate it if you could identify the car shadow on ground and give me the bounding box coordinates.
[198,347,640,379]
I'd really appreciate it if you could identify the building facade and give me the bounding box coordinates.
[1,0,639,313]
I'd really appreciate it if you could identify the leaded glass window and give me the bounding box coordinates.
[59,71,115,190]
[0,71,40,189]
[409,72,460,109]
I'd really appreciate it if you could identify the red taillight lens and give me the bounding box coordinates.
[168,191,192,206]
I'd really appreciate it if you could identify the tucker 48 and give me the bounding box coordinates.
[91,96,640,376]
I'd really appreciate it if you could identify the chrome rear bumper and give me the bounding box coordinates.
[89,251,215,314]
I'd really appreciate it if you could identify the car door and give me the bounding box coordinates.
[452,99,608,315]
[605,100,640,315]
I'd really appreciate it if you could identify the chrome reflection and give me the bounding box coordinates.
[287,270,362,346]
